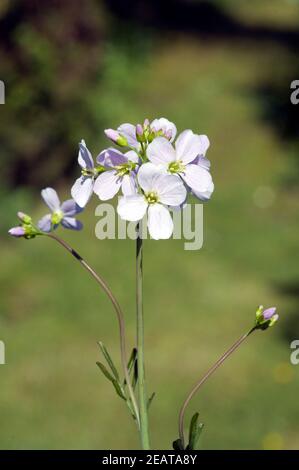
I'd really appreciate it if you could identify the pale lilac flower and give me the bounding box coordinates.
[93,148,139,201]
[71,140,97,208]
[147,130,214,201]
[38,188,83,233]
[117,163,186,239]
[8,226,26,237]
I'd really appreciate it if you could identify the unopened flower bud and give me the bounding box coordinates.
[17,212,32,224]
[143,118,150,128]
[136,123,144,143]
[165,129,173,140]
[8,226,26,237]
[104,129,128,147]
[136,124,143,136]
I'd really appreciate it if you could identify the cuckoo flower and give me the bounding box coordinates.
[105,117,177,150]
[71,140,102,208]
[93,148,139,201]
[117,162,186,239]
[38,188,83,233]
[147,130,214,201]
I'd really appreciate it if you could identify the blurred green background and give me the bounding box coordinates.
[1,0,299,450]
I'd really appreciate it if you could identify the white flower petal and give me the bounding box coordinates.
[121,174,137,196]
[41,187,61,212]
[192,180,215,201]
[78,139,94,169]
[117,195,148,222]
[196,155,211,171]
[125,150,139,164]
[71,176,94,208]
[147,204,173,240]
[175,130,206,164]
[155,174,187,206]
[93,170,122,201]
[198,135,210,156]
[181,164,214,200]
[137,162,166,192]
[146,137,176,166]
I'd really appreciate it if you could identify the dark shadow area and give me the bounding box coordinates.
[254,60,299,150]
[275,281,299,343]
[104,0,299,49]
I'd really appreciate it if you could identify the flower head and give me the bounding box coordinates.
[93,148,139,201]
[255,305,279,330]
[38,187,83,233]
[117,162,186,239]
[147,130,214,201]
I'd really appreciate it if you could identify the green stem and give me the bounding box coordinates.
[136,223,150,449]
[178,327,256,447]
[46,233,140,427]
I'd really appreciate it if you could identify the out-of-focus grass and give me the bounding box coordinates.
[1,15,299,450]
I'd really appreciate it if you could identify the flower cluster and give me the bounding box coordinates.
[71,118,214,239]
[255,305,279,330]
[9,117,214,240]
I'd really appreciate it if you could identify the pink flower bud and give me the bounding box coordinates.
[165,129,173,140]
[136,124,143,136]
[104,129,120,143]
[104,129,128,147]
[8,226,25,237]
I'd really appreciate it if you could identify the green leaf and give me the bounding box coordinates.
[127,348,137,374]
[187,412,204,450]
[111,380,127,401]
[96,361,115,382]
[98,341,119,381]
[96,361,126,401]
[147,392,156,409]
[172,439,184,451]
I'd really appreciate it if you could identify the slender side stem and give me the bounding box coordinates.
[136,223,150,449]
[178,327,256,447]
[46,233,140,427]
